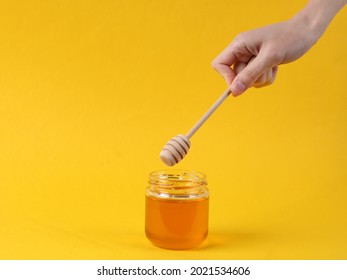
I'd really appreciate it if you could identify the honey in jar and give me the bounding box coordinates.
[145,170,209,250]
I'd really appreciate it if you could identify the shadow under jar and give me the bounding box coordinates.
[145,170,209,250]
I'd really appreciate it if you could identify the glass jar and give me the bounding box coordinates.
[145,169,209,250]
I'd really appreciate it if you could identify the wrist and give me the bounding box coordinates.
[292,0,346,45]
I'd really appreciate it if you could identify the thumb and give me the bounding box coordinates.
[230,52,270,96]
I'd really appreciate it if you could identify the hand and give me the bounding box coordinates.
[212,0,346,96]
[212,19,316,96]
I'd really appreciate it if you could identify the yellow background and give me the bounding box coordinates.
[0,0,346,259]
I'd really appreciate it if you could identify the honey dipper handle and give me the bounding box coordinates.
[186,88,231,139]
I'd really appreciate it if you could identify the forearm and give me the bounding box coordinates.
[293,0,346,44]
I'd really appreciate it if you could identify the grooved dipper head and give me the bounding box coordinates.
[160,134,191,166]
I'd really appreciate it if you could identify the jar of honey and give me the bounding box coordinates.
[145,170,209,250]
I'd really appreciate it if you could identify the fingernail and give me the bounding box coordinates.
[231,81,246,96]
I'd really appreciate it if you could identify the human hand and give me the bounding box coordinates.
[212,0,346,96]
[212,19,316,96]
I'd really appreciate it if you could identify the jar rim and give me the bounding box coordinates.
[149,169,206,186]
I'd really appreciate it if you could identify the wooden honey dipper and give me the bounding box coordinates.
[160,88,231,166]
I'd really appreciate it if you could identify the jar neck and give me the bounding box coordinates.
[147,170,208,200]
